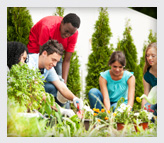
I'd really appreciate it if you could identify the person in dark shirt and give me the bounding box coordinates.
[142,42,157,116]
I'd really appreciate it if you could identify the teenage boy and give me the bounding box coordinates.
[27,40,83,116]
[27,13,80,84]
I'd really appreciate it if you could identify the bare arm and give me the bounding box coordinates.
[51,80,75,101]
[127,75,135,108]
[141,78,151,108]
[62,52,72,84]
[99,76,110,110]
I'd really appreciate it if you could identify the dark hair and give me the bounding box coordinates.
[7,41,29,69]
[40,40,64,56]
[108,51,126,66]
[63,13,80,28]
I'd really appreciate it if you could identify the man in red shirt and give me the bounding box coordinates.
[27,13,80,84]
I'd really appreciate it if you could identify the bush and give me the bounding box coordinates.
[7,7,33,45]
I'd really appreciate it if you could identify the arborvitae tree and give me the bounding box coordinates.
[139,30,157,70]
[54,7,81,97]
[54,7,65,17]
[7,7,33,46]
[67,51,81,98]
[85,8,113,99]
[116,20,143,111]
[116,20,138,69]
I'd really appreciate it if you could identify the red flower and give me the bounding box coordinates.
[148,105,151,108]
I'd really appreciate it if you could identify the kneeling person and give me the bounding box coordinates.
[27,39,83,116]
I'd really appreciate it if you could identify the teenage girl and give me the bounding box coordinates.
[88,51,135,111]
[141,42,157,116]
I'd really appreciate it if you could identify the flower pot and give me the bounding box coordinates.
[84,119,92,131]
[117,123,125,130]
[134,122,148,132]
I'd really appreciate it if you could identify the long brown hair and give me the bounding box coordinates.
[143,42,157,75]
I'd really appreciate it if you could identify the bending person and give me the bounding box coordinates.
[26,39,83,113]
[141,42,157,116]
[27,13,80,84]
[88,51,135,111]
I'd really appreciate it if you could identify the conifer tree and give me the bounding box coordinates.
[7,7,33,45]
[54,7,65,17]
[54,7,81,97]
[116,20,143,110]
[85,8,113,98]
[67,52,81,97]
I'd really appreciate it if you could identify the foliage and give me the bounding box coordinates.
[114,103,133,124]
[133,109,154,124]
[7,98,49,137]
[85,7,113,99]
[7,96,157,137]
[67,51,81,98]
[7,63,56,117]
[93,108,111,122]
[137,110,149,123]
[116,20,143,111]
[54,7,65,17]
[64,114,81,136]
[7,7,33,45]
[79,99,94,120]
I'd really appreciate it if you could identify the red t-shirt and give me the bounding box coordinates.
[27,16,78,53]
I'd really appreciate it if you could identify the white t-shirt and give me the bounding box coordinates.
[27,54,59,82]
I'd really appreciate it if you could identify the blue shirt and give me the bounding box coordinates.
[27,54,59,82]
[100,70,133,103]
[144,67,157,87]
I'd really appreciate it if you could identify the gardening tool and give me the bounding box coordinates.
[140,85,157,105]
[76,101,83,119]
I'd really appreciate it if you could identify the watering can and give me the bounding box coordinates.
[140,86,157,105]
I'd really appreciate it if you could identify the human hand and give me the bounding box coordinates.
[127,105,132,112]
[60,108,75,117]
[73,97,83,110]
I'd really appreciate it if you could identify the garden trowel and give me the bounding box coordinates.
[76,101,83,119]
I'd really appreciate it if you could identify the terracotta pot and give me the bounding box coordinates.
[117,123,125,130]
[134,122,148,132]
[84,119,92,131]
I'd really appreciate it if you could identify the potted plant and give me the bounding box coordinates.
[133,109,154,132]
[81,105,94,130]
[114,103,133,130]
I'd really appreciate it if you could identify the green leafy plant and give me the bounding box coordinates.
[114,103,133,124]
[7,63,56,117]
[138,110,149,123]
[133,109,154,124]
[7,97,50,137]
